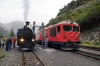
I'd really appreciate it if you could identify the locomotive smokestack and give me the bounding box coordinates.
[26,21,30,25]
[25,21,30,28]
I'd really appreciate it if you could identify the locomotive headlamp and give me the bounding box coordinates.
[26,25,29,28]
[64,35,67,38]
[20,38,24,42]
[32,39,34,41]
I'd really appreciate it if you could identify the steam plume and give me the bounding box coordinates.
[23,0,30,21]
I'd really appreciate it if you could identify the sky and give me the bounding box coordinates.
[0,0,72,25]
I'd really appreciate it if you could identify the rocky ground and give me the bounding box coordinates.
[80,27,100,43]
[0,47,22,66]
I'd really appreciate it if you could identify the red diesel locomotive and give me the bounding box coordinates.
[36,20,80,50]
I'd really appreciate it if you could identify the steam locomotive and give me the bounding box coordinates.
[17,21,36,50]
[36,20,80,50]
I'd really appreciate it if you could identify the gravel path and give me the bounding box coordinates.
[0,47,22,66]
[0,45,100,66]
[0,45,48,66]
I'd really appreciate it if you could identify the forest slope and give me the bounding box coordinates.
[46,0,100,32]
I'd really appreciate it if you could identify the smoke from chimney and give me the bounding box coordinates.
[23,0,30,21]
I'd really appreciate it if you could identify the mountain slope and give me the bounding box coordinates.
[0,26,9,37]
[5,21,24,34]
[46,0,100,32]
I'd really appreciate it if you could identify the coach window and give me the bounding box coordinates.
[57,26,60,34]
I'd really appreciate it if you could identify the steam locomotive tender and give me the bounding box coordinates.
[17,21,36,50]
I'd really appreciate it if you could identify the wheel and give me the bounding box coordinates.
[56,45,61,49]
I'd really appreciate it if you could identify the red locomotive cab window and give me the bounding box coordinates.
[63,25,72,32]
[73,26,79,32]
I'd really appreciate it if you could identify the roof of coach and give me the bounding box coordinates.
[45,20,79,29]
[57,20,79,25]
[45,25,53,29]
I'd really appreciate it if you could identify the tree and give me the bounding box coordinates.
[76,0,81,6]
[9,28,15,37]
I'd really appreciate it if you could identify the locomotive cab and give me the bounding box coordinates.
[59,22,80,50]
[62,24,80,42]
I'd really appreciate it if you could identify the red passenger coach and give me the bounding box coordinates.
[36,20,80,50]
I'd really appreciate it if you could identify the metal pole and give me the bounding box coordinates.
[33,21,35,34]
[33,25,35,34]
[42,22,44,48]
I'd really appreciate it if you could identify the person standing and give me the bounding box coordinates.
[1,38,4,48]
[6,38,9,51]
[44,36,48,48]
[6,37,12,51]
[8,37,12,50]
[12,37,16,48]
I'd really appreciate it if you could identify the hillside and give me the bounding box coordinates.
[46,0,100,32]
[6,21,34,34]
[0,26,9,37]
[0,21,34,37]
[0,21,25,37]
[57,0,94,16]
[5,21,25,33]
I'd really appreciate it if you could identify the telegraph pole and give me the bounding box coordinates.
[33,21,35,34]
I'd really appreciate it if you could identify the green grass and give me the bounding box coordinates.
[0,49,5,60]
[81,42,100,48]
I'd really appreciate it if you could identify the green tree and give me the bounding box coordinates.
[76,0,81,6]
[9,28,15,37]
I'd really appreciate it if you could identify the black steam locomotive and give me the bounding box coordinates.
[17,21,36,50]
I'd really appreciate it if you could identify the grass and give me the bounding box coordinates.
[0,49,5,60]
[80,42,100,48]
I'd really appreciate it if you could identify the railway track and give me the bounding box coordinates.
[80,45,100,51]
[22,51,46,66]
[74,50,100,60]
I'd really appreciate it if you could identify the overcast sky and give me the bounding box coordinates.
[0,0,72,25]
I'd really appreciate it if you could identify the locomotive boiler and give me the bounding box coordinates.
[17,21,36,50]
[36,20,80,50]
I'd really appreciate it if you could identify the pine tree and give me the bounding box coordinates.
[9,28,15,37]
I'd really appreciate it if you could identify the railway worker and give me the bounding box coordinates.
[12,37,16,48]
[44,36,48,48]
